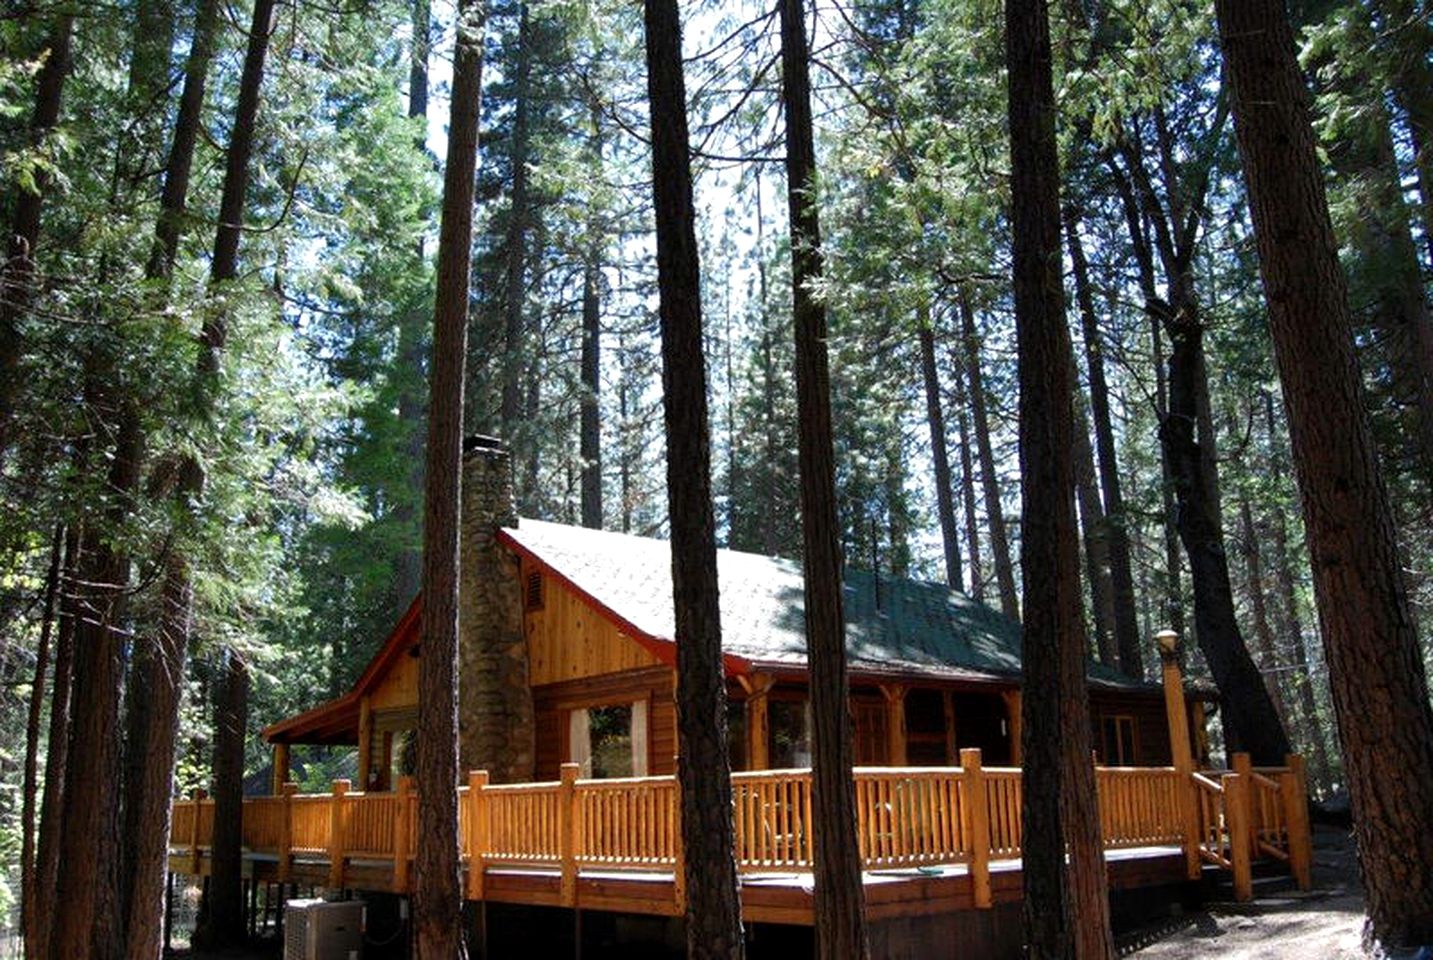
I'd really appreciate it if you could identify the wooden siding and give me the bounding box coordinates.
[525,567,663,686]
[369,645,418,711]
[1090,691,1170,766]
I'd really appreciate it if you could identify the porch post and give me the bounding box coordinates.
[271,742,289,796]
[357,695,373,791]
[880,684,907,766]
[740,673,774,770]
[959,748,992,908]
[1157,629,1202,880]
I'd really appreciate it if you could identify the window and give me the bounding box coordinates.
[769,699,810,768]
[568,700,649,778]
[1100,715,1137,766]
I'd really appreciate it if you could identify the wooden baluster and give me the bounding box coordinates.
[279,782,296,882]
[960,748,992,908]
[559,762,579,907]
[392,775,413,893]
[1224,764,1254,902]
[190,788,206,875]
[1282,754,1313,891]
[467,771,489,900]
[328,779,350,889]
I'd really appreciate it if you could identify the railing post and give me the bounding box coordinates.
[278,782,297,882]
[1281,754,1313,891]
[959,748,991,909]
[189,788,206,875]
[1232,753,1258,860]
[559,762,579,907]
[393,775,413,893]
[328,779,350,889]
[467,770,489,901]
[1224,762,1253,902]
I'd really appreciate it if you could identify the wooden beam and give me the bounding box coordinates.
[959,748,991,908]
[1001,689,1022,766]
[880,684,907,766]
[1226,755,1254,902]
[1158,631,1202,880]
[741,673,775,770]
[357,695,373,791]
[271,742,290,796]
[1282,753,1313,891]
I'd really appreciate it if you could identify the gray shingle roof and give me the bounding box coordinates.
[503,519,1147,689]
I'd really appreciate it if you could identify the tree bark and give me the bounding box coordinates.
[1369,0,1433,271]
[20,524,63,957]
[950,347,985,602]
[31,526,77,960]
[1217,0,1433,944]
[195,649,249,948]
[641,0,745,948]
[958,289,1020,621]
[1073,392,1116,666]
[777,0,869,952]
[1006,1,1114,957]
[580,106,604,531]
[920,313,963,590]
[414,0,482,955]
[0,12,74,459]
[1065,206,1142,677]
[148,0,221,278]
[500,3,534,447]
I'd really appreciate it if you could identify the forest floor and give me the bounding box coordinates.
[1122,823,1371,959]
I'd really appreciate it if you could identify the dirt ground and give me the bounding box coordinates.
[1122,824,1373,959]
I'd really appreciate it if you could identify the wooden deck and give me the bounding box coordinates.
[168,751,1312,925]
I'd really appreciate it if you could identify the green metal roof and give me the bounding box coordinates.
[503,519,1148,689]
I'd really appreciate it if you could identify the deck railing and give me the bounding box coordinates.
[170,749,1312,908]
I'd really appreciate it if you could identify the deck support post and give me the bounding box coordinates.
[559,762,579,907]
[328,779,350,890]
[880,684,908,766]
[1225,756,1254,902]
[1157,630,1203,880]
[279,782,297,882]
[393,775,414,893]
[190,788,206,875]
[1281,754,1312,891]
[467,770,489,900]
[960,748,992,908]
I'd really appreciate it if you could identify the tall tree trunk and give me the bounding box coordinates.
[959,288,1020,620]
[196,649,249,948]
[1160,289,1291,764]
[777,0,869,952]
[579,106,604,531]
[500,3,534,448]
[31,526,77,960]
[190,1,277,945]
[20,525,63,957]
[392,0,435,608]
[920,312,963,590]
[52,413,142,960]
[1370,0,1433,270]
[414,1,482,955]
[1065,206,1142,677]
[0,12,74,459]
[1236,497,1288,727]
[1149,317,1185,640]
[1217,0,1433,944]
[1006,1,1114,957]
[951,355,985,601]
[642,1,745,948]
[1073,392,1116,666]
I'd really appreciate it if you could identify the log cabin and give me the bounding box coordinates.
[261,435,1182,791]
[169,436,1311,956]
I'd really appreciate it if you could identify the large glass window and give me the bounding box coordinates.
[568,700,649,778]
[769,699,810,768]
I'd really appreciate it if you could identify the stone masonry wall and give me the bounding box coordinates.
[458,436,535,783]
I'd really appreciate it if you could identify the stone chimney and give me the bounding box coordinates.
[458,435,534,783]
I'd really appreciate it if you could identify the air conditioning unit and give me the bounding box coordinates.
[284,898,365,960]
